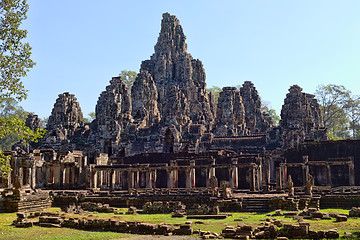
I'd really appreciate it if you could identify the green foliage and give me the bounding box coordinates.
[0,116,45,177]
[0,0,35,101]
[315,84,360,139]
[119,70,137,89]
[261,101,280,126]
[0,97,28,150]
[0,0,44,179]
[207,85,222,104]
[83,112,95,123]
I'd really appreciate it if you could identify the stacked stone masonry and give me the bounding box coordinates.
[3,12,360,210]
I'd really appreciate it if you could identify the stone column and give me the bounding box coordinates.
[229,159,238,189]
[250,165,256,192]
[60,166,66,188]
[258,164,262,191]
[92,168,98,189]
[146,170,153,188]
[326,164,332,187]
[167,161,177,188]
[152,170,157,188]
[99,170,104,189]
[31,165,36,189]
[18,167,23,186]
[134,171,140,188]
[110,169,115,190]
[128,170,134,189]
[207,157,216,187]
[276,167,282,190]
[349,162,355,186]
[185,161,196,189]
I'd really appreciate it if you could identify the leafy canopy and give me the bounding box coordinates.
[0,0,44,178]
[0,0,35,101]
[315,84,360,139]
[119,70,137,89]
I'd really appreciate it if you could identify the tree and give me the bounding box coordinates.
[83,112,95,123]
[0,0,35,101]
[347,97,360,139]
[0,0,44,178]
[315,84,360,139]
[0,97,28,150]
[206,86,222,104]
[261,100,280,126]
[119,70,137,89]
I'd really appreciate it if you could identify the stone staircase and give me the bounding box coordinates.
[242,197,269,212]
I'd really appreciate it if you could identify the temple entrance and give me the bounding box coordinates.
[178,171,186,188]
[163,128,174,153]
[238,167,250,189]
[156,170,167,188]
[195,168,207,187]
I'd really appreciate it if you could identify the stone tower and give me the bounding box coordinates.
[47,92,83,137]
[140,12,214,126]
[280,85,327,149]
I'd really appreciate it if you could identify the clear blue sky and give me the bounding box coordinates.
[20,0,360,119]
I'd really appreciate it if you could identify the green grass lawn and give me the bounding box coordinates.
[1,208,360,239]
[0,211,133,240]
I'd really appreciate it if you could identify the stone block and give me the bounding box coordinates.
[325,229,339,239]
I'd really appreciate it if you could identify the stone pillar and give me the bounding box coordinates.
[207,157,216,187]
[349,162,355,186]
[134,171,140,188]
[186,168,191,188]
[229,159,238,189]
[190,160,196,188]
[326,164,332,187]
[99,170,104,188]
[31,165,36,189]
[128,170,134,189]
[92,168,98,189]
[60,166,66,187]
[258,164,262,191]
[152,170,157,188]
[18,167,23,186]
[167,161,177,188]
[276,167,282,190]
[110,170,115,190]
[146,170,153,188]
[250,165,256,192]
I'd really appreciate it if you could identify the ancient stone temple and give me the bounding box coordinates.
[3,13,360,214]
[280,85,327,149]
